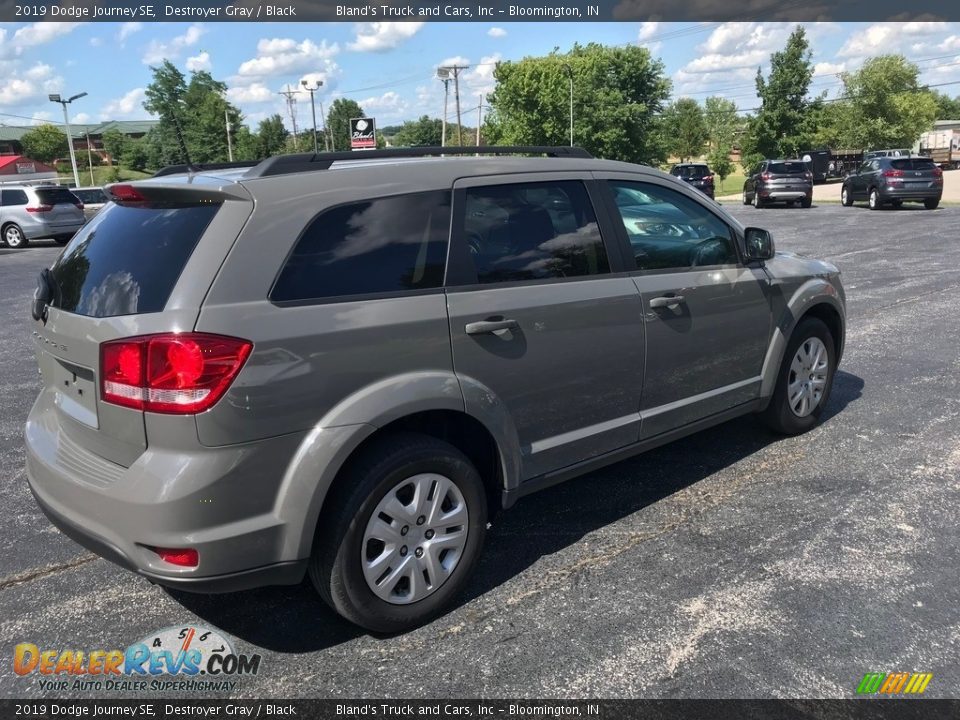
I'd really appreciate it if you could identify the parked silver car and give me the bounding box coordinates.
[25,147,846,632]
[1,184,85,247]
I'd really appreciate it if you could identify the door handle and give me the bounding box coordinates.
[465,318,519,335]
[649,295,685,309]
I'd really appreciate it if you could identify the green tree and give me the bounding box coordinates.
[829,55,937,150]
[101,129,126,165]
[257,114,289,157]
[123,138,149,171]
[741,26,819,168]
[704,96,740,150]
[143,60,189,167]
[663,98,707,161]
[484,42,671,164]
[326,98,366,151]
[20,124,68,164]
[930,91,960,120]
[707,146,734,190]
[393,116,444,146]
[232,125,260,161]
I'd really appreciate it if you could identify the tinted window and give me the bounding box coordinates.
[767,162,807,174]
[891,158,936,171]
[675,165,710,178]
[2,189,28,206]
[73,189,108,204]
[36,187,80,205]
[463,181,608,284]
[609,181,737,271]
[271,191,450,303]
[49,203,218,318]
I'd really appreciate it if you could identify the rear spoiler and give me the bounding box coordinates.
[104,182,250,204]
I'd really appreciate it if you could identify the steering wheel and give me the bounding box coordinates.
[466,231,484,256]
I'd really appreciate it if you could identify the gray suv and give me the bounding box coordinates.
[25,147,846,632]
[1,184,85,247]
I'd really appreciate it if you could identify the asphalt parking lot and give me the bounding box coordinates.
[2,202,958,699]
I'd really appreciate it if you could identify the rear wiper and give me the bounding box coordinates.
[31,268,60,323]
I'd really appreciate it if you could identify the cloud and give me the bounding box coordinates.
[487,27,507,38]
[89,37,103,47]
[101,88,147,118]
[463,54,501,98]
[226,83,275,103]
[118,22,143,43]
[0,62,63,109]
[0,22,84,59]
[186,51,211,72]
[637,21,659,42]
[360,90,404,110]
[838,22,952,58]
[438,55,470,68]
[348,22,424,52]
[142,24,205,65]
[237,37,339,77]
[813,61,846,77]
[72,112,92,124]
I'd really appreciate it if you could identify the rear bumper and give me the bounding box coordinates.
[20,218,84,240]
[24,390,313,592]
[879,186,942,201]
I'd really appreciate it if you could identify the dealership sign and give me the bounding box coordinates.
[350,117,376,150]
[16,162,36,174]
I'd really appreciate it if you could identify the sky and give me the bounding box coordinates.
[1,20,960,133]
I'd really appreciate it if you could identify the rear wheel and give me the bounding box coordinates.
[800,197,812,209]
[309,433,488,633]
[2,223,27,248]
[761,317,837,436]
[891,200,903,208]
[742,190,751,206]
[840,186,853,206]
[924,198,940,210]
[868,188,883,210]
[753,193,765,209]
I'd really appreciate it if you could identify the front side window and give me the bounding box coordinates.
[608,181,737,272]
[270,191,450,303]
[462,181,609,284]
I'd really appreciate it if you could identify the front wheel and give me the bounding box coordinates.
[761,317,837,435]
[841,186,853,206]
[924,198,940,210]
[309,433,488,633]
[2,224,27,248]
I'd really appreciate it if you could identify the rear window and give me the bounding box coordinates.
[768,162,807,174]
[675,165,710,178]
[891,159,936,171]
[72,189,108,204]
[36,187,80,205]
[49,203,219,318]
[270,191,450,303]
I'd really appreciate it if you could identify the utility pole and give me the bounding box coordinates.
[318,100,331,151]
[85,132,95,185]
[301,79,324,154]
[438,64,468,146]
[476,96,483,147]
[437,72,451,147]
[48,91,87,187]
[279,85,301,151]
[224,109,234,161]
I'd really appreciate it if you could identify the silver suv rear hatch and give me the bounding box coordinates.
[31,179,253,467]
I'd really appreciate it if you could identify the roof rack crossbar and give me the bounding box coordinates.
[153,161,262,178]
[245,146,593,178]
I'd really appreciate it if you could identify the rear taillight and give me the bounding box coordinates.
[25,205,53,213]
[702,175,714,182]
[882,169,904,178]
[933,167,943,184]
[100,333,252,414]
[761,173,772,181]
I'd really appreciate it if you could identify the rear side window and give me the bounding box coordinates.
[49,203,219,318]
[463,181,609,284]
[270,191,450,303]
[36,187,80,205]
[1,189,28,206]
[767,162,807,174]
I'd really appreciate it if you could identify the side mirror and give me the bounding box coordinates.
[743,227,775,262]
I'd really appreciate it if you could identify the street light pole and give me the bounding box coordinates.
[562,64,573,147]
[437,71,451,147]
[48,91,87,187]
[301,79,324,154]
[85,132,95,185]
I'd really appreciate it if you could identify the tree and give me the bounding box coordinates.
[663,98,707,161]
[484,42,671,164]
[101,129,126,165]
[326,98,365,151]
[930,91,960,120]
[707,146,734,190]
[704,96,740,150]
[123,138,149,171]
[257,114,289,157]
[826,56,937,150]
[232,125,260,161]
[20,124,68,164]
[142,60,189,167]
[741,26,819,169]
[393,116,444,146]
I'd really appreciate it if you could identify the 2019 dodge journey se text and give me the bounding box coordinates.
[25,147,846,632]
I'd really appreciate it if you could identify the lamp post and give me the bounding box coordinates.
[301,79,324,154]
[562,64,573,147]
[48,91,87,187]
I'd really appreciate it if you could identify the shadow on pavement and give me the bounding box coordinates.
[170,370,865,652]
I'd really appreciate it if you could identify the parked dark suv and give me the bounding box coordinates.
[670,163,715,199]
[841,156,943,210]
[743,160,813,208]
[26,147,845,632]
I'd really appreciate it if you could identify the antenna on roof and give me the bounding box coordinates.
[170,113,197,173]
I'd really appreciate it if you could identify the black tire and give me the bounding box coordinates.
[800,197,812,209]
[742,190,751,206]
[840,185,853,207]
[2,223,28,249]
[761,317,837,436]
[891,200,903,208]
[868,188,883,210]
[309,432,488,633]
[924,198,940,210]
[753,193,765,209]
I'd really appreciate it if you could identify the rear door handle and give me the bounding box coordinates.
[465,319,519,335]
[649,295,685,309]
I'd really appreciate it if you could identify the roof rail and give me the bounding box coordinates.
[244,146,593,178]
[153,160,262,178]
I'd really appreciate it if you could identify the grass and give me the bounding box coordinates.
[59,166,153,186]
[715,171,746,196]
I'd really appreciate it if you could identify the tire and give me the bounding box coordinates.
[868,188,883,210]
[800,197,812,209]
[761,317,837,436]
[753,193,765,209]
[924,198,940,210]
[309,432,488,633]
[840,186,853,207]
[742,190,751,206]
[891,200,903,208]
[2,223,28,249]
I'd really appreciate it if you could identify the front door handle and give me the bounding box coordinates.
[465,318,519,335]
[649,295,685,309]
